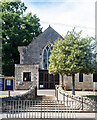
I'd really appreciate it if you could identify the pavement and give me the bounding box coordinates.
[0,89,55,98]
[0,113,97,120]
[0,90,97,98]
[1,118,96,120]
[0,90,28,98]
[37,89,55,96]
[0,89,94,98]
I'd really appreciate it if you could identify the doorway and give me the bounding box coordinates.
[39,70,59,89]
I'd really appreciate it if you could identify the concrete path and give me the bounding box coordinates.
[0,90,28,98]
[0,89,55,98]
[1,89,96,98]
[0,113,96,120]
[37,89,55,96]
[1,118,96,120]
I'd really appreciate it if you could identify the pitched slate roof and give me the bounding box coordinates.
[18,26,63,65]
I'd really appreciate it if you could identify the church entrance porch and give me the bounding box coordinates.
[39,70,59,89]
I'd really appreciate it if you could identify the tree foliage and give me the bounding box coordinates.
[1,1,42,76]
[49,28,97,94]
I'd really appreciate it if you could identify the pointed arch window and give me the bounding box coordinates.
[42,44,52,69]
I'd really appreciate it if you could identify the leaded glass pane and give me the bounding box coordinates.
[43,49,47,69]
[42,45,53,69]
[48,50,51,65]
[46,46,49,50]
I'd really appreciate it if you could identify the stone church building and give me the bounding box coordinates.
[15,26,97,90]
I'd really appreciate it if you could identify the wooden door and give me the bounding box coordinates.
[39,70,59,89]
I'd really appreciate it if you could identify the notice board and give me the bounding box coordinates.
[0,77,4,91]
[0,77,14,91]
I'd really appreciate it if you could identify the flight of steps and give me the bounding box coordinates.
[35,95,57,101]
[25,95,74,112]
[6,95,76,119]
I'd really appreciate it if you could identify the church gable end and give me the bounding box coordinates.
[19,26,63,66]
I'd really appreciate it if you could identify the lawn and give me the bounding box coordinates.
[82,95,97,100]
[66,91,97,100]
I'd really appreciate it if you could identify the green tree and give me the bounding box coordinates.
[1,1,42,76]
[49,29,97,95]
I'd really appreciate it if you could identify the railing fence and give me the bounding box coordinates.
[2,99,76,119]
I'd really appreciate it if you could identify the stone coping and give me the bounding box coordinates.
[1,85,37,101]
[57,85,96,103]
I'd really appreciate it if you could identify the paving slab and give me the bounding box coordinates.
[37,89,55,96]
[2,118,96,120]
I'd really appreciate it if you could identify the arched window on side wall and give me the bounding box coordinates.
[93,73,97,82]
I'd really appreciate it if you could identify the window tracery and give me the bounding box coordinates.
[42,44,52,69]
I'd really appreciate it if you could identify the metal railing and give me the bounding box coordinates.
[2,100,76,118]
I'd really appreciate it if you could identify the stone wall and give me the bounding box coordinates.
[55,85,97,111]
[2,86,37,112]
[62,74,96,90]
[15,64,39,89]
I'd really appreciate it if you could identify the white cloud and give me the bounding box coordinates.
[21,0,96,37]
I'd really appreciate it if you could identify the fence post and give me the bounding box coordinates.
[82,97,83,110]
[67,95,68,106]
[41,101,42,118]
[7,100,8,118]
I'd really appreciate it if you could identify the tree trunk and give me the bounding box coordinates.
[60,75,63,86]
[62,75,63,87]
[72,74,75,95]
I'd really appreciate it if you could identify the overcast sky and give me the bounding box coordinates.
[21,0,96,37]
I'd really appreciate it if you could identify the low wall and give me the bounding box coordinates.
[55,85,97,111]
[2,85,37,112]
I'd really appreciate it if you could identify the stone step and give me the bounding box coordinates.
[16,102,71,107]
[27,102,65,105]
[35,96,57,101]
[13,110,76,112]
[28,106,72,109]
